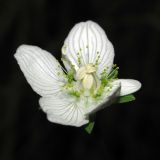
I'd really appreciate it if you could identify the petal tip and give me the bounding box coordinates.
[14,44,30,58]
[133,80,142,91]
[118,79,142,96]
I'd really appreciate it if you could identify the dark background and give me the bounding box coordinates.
[0,0,160,160]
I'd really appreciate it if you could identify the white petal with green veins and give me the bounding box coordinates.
[14,45,66,97]
[62,21,114,76]
[116,79,141,96]
[39,95,89,127]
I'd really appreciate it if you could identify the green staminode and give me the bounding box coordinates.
[107,64,119,79]
[93,65,119,98]
[62,69,74,89]
[66,69,74,83]
[69,90,81,98]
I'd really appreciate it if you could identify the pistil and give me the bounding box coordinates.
[77,64,98,90]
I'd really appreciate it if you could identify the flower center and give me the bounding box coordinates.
[76,64,97,90]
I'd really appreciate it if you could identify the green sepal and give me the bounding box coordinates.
[117,94,136,103]
[85,122,95,134]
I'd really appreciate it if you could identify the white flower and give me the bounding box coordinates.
[14,21,141,127]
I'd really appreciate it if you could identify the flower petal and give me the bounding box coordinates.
[14,45,65,97]
[62,21,114,75]
[85,81,121,114]
[116,79,141,96]
[39,95,89,127]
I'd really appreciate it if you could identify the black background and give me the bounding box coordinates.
[0,0,160,160]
